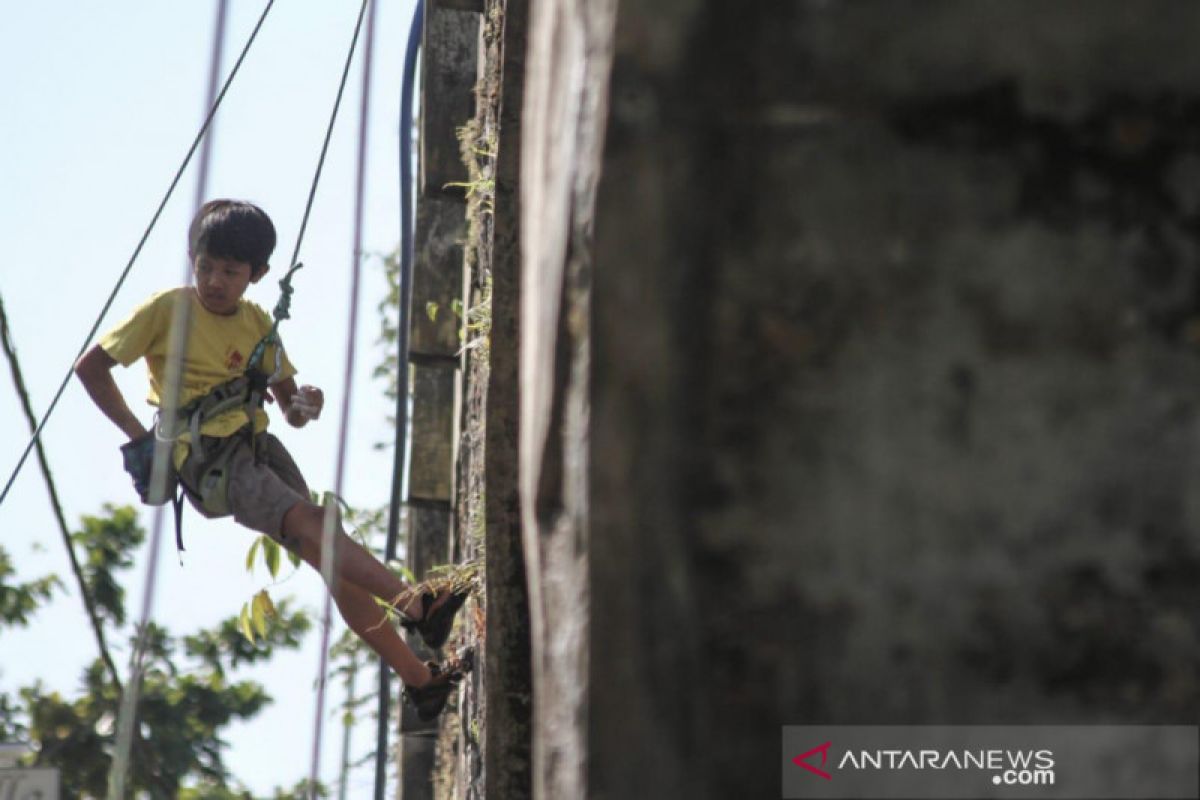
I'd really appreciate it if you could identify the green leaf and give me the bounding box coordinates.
[258,590,277,619]
[263,538,281,579]
[425,301,439,322]
[288,549,302,569]
[245,537,261,573]
[251,592,268,639]
[238,603,255,644]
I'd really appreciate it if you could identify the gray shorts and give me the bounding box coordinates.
[182,432,311,540]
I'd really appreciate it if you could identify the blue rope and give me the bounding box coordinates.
[304,0,378,794]
[376,1,423,796]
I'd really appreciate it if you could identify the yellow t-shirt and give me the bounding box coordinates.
[99,287,296,439]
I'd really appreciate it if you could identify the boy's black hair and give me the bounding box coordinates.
[188,199,276,270]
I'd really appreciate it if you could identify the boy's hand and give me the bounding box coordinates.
[287,385,324,426]
[120,433,156,503]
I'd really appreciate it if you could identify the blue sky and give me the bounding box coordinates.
[0,1,420,794]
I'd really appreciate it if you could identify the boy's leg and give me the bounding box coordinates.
[280,501,435,618]
[225,436,455,688]
[253,434,444,619]
[325,573,431,687]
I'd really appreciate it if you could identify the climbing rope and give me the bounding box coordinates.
[0,0,277,511]
[107,2,233,797]
[376,2,424,795]
[306,0,377,793]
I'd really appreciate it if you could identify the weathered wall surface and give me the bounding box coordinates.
[443,0,535,797]
[480,0,534,798]
[519,0,615,798]
[518,1,1200,798]
[423,0,534,797]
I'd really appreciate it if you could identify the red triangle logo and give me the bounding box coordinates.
[792,741,833,780]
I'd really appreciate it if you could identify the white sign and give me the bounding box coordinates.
[0,768,59,800]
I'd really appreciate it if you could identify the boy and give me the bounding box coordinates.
[75,199,468,720]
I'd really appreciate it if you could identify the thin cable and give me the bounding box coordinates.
[107,3,230,796]
[376,2,424,795]
[194,1,230,213]
[337,652,360,800]
[0,0,276,511]
[307,0,376,793]
[148,0,231,511]
[0,295,123,691]
[285,0,370,274]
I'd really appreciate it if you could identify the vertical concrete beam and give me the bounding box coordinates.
[396,733,436,800]
[410,196,468,359]
[420,2,481,198]
[402,7,480,797]
[406,502,454,578]
[408,364,457,503]
[396,503,451,800]
[398,447,455,800]
[432,0,485,11]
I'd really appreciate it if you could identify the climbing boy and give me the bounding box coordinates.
[75,199,469,720]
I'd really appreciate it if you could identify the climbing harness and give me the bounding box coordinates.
[168,260,304,458]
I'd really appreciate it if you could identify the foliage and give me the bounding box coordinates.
[72,503,143,627]
[460,272,492,359]
[177,778,328,799]
[0,505,313,797]
[184,598,311,677]
[238,527,304,646]
[0,545,58,627]
[0,691,27,741]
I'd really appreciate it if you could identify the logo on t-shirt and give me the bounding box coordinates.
[225,347,245,371]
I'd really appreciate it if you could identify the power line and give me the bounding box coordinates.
[0,0,277,511]
[0,294,123,691]
[306,0,377,794]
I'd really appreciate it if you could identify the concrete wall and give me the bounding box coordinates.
[481,0,534,797]
[523,1,1200,797]
[520,0,615,797]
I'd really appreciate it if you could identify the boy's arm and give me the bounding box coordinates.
[270,377,324,428]
[74,344,148,441]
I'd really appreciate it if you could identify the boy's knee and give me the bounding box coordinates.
[281,500,341,543]
[282,499,315,527]
[267,526,303,555]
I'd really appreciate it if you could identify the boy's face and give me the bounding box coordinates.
[192,254,266,315]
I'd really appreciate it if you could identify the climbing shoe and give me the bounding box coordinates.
[400,588,470,650]
[402,649,474,721]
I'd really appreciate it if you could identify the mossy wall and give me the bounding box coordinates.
[525,2,1200,798]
